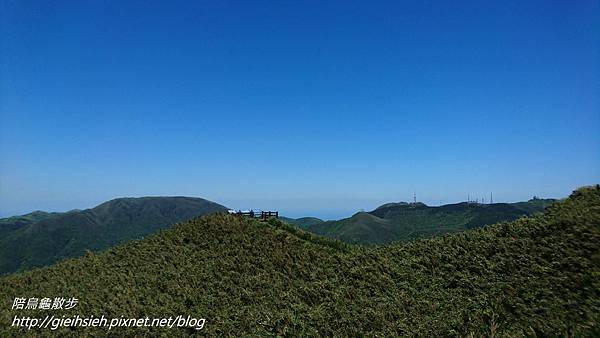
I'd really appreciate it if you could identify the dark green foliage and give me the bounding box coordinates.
[307,198,557,244]
[0,186,598,337]
[0,197,227,275]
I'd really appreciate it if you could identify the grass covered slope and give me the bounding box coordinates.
[0,197,227,275]
[0,211,60,237]
[280,216,324,228]
[307,198,556,244]
[0,186,598,337]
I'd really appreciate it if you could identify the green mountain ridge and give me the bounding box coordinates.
[0,196,228,275]
[306,198,557,244]
[0,211,62,236]
[279,216,324,228]
[0,186,598,336]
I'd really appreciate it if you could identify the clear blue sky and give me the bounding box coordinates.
[1,1,599,219]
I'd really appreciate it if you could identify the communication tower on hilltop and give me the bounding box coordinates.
[413,192,416,204]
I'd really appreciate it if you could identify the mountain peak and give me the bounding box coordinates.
[375,201,427,210]
[0,196,227,275]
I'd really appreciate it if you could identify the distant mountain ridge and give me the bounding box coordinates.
[0,211,61,236]
[305,198,556,244]
[0,196,228,275]
[280,216,324,228]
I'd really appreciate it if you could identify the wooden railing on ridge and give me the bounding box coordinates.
[231,210,279,221]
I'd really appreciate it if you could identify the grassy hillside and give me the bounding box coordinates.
[280,216,324,228]
[306,198,557,244]
[0,211,61,237]
[0,197,227,275]
[0,186,598,337]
